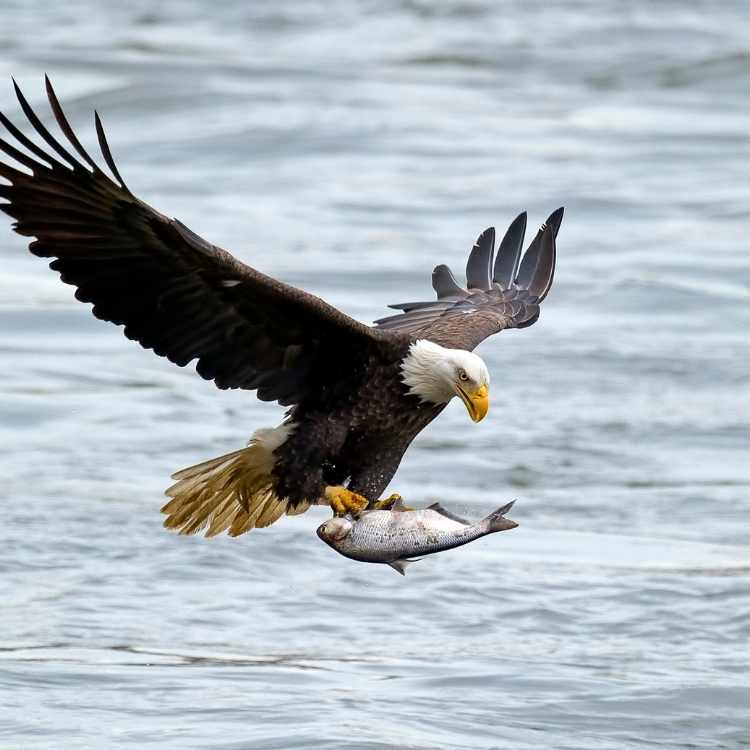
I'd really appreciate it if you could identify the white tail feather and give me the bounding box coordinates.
[161,424,307,537]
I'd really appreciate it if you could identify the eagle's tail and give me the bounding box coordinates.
[161,424,309,537]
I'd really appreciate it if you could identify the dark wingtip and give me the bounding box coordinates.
[11,78,26,111]
[532,208,563,301]
[11,75,79,169]
[516,208,562,292]
[527,224,556,300]
[94,110,128,190]
[43,74,57,109]
[493,211,527,288]
[466,226,495,290]
[546,207,564,238]
[44,74,100,172]
[432,263,465,299]
[12,76,28,106]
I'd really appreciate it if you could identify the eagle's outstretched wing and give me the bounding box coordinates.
[0,78,397,406]
[375,209,562,350]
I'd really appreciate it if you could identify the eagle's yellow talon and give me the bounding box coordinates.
[324,486,368,517]
[372,493,404,511]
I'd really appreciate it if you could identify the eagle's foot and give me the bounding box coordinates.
[371,493,412,511]
[325,486,368,518]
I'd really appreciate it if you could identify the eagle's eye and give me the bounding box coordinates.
[458,369,468,382]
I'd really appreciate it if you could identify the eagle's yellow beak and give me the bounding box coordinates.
[455,383,489,423]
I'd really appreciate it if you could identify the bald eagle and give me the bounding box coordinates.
[0,78,562,537]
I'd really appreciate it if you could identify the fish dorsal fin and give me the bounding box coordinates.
[426,502,470,525]
[387,558,421,576]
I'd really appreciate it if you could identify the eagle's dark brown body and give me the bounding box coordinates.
[275,349,445,506]
[0,78,561,536]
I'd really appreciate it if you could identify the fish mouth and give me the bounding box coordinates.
[455,383,489,423]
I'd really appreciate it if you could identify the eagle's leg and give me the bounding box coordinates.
[324,486,369,517]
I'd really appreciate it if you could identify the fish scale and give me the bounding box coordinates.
[317,501,518,575]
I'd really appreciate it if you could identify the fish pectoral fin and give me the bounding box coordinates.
[387,558,421,576]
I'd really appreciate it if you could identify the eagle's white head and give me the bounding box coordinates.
[400,339,490,422]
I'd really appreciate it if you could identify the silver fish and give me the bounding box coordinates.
[316,500,518,575]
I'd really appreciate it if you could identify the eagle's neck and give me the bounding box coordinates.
[400,340,456,404]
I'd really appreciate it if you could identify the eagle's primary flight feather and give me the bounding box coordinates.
[0,77,562,536]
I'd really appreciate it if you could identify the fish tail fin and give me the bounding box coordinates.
[161,423,309,537]
[483,500,518,533]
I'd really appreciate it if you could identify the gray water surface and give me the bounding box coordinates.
[1,2,749,748]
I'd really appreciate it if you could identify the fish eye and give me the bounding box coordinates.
[458,369,468,381]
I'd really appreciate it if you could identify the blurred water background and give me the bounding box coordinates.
[1,1,749,748]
